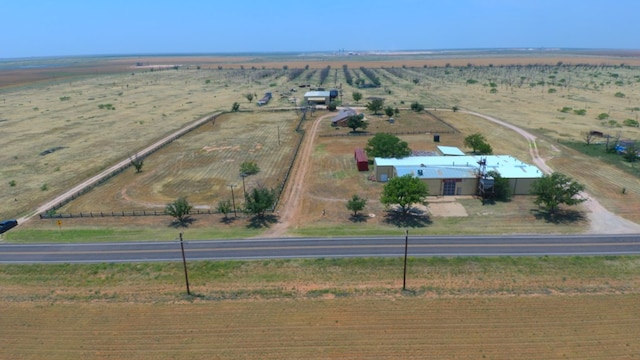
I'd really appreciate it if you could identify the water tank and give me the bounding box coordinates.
[433,134,440,142]
[329,89,339,99]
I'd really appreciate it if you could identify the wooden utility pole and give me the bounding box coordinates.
[179,233,191,295]
[403,230,409,291]
[229,184,237,217]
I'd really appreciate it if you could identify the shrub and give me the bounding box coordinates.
[559,107,572,113]
[573,109,587,116]
[623,119,639,127]
[615,92,625,98]
[466,79,478,85]
[547,88,557,93]
[597,113,610,120]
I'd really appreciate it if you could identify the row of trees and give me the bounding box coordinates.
[165,161,275,225]
[166,171,586,225]
[347,170,585,220]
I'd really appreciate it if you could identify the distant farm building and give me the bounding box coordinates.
[304,90,331,105]
[304,89,338,105]
[374,155,543,195]
[332,107,359,127]
[354,148,369,171]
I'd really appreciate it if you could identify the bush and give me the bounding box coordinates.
[597,113,610,120]
[623,119,639,127]
[410,102,424,112]
[573,109,586,116]
[559,107,572,113]
[547,88,557,93]
[615,92,626,98]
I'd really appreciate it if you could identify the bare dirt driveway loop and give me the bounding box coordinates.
[265,107,640,237]
[462,110,640,234]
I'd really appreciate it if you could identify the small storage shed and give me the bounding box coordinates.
[304,91,332,105]
[354,148,369,171]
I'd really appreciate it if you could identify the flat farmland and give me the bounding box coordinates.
[1,256,640,359]
[2,295,639,359]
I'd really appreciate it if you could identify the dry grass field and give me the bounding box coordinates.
[3,52,640,231]
[2,52,640,358]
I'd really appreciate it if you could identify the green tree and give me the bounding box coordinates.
[244,187,276,217]
[476,141,493,155]
[347,114,368,132]
[384,106,394,118]
[410,102,424,112]
[366,98,384,115]
[622,142,639,162]
[531,172,586,215]
[380,175,429,215]
[352,91,362,103]
[166,197,192,224]
[240,161,260,176]
[129,155,144,173]
[217,199,232,220]
[231,102,240,112]
[452,105,459,112]
[346,194,367,216]
[464,133,492,154]
[245,93,254,103]
[365,133,412,158]
[486,170,511,202]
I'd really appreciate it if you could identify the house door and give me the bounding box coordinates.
[442,180,456,195]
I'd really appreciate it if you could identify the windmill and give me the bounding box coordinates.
[476,157,494,204]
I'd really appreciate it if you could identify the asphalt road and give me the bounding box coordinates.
[1,234,640,264]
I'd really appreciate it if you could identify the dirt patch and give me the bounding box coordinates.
[426,199,469,217]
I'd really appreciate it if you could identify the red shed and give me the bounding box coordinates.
[354,148,369,171]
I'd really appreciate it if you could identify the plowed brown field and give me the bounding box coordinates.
[2,295,639,359]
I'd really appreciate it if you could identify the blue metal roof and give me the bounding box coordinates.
[376,155,543,179]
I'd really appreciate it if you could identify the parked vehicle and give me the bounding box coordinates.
[0,219,18,234]
[257,92,272,106]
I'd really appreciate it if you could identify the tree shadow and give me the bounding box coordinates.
[169,216,196,228]
[383,207,432,228]
[349,213,368,223]
[246,214,278,229]
[531,208,587,224]
[220,216,237,225]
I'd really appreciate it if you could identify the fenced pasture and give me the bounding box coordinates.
[56,111,299,214]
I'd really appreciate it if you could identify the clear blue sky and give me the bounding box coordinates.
[2,0,638,58]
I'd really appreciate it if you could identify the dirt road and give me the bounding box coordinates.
[261,112,333,238]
